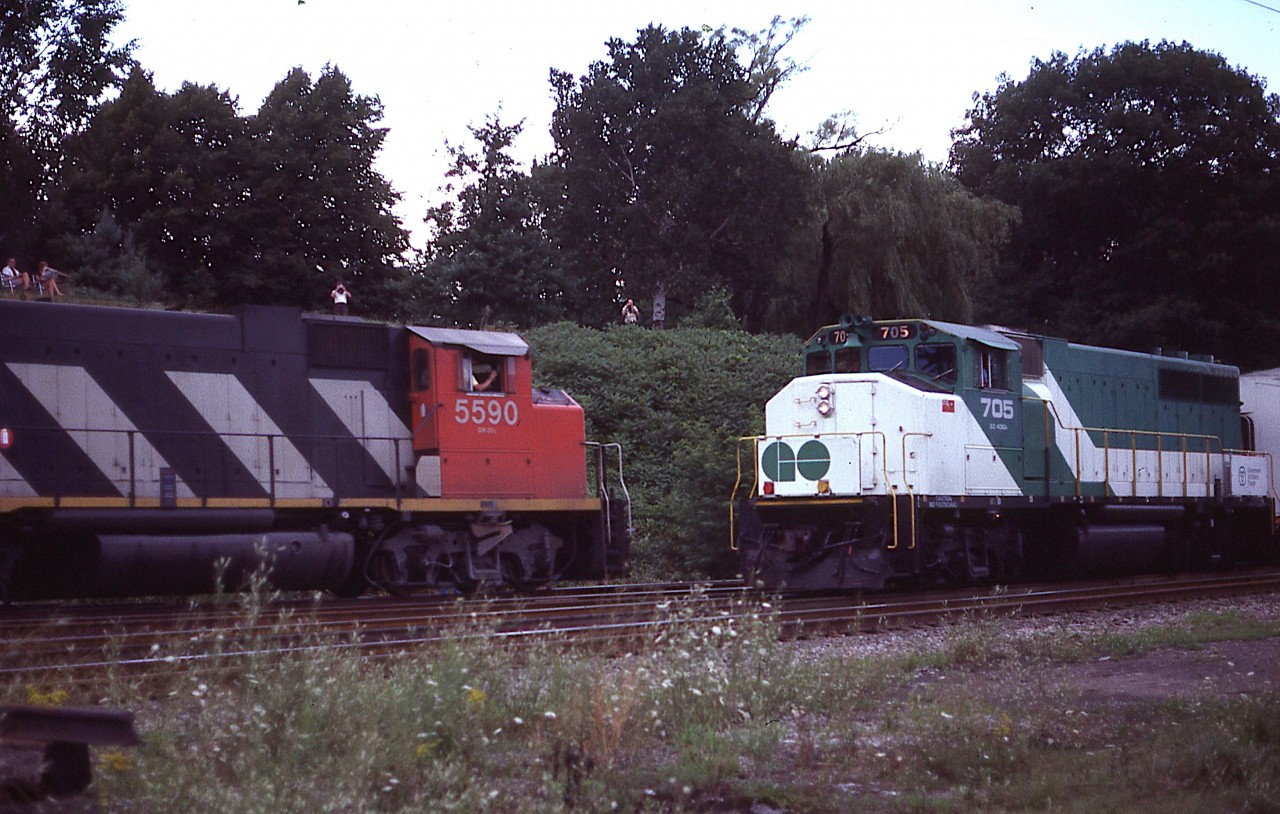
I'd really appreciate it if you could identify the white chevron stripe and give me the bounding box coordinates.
[166,370,332,498]
[0,450,37,497]
[6,363,193,498]
[1027,365,1217,498]
[309,378,412,484]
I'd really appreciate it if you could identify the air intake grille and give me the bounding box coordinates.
[307,322,389,369]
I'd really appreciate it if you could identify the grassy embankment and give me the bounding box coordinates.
[3,590,1279,813]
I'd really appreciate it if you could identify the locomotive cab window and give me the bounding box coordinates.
[411,348,431,392]
[806,352,832,375]
[915,343,956,385]
[834,347,860,373]
[868,345,908,372]
[466,353,504,393]
[976,348,1009,390]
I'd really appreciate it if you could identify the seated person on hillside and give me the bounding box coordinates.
[36,261,66,299]
[1,258,28,297]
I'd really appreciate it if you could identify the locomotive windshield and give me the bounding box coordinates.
[806,346,861,375]
[834,347,859,373]
[805,352,831,375]
[915,343,957,384]
[868,345,908,372]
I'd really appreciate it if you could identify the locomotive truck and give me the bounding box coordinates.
[734,316,1278,590]
[0,300,630,600]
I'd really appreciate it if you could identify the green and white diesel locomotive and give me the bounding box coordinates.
[734,317,1278,591]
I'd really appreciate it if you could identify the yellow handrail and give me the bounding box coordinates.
[901,432,932,490]
[1026,395,1262,498]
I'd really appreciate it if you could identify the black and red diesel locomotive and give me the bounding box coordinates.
[0,300,630,600]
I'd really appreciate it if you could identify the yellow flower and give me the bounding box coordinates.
[991,712,1013,739]
[23,686,69,706]
[99,750,135,774]
[466,687,486,707]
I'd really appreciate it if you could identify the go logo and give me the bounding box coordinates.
[761,440,830,482]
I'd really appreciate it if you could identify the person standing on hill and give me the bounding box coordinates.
[331,282,352,315]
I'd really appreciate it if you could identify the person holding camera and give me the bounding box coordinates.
[330,282,351,315]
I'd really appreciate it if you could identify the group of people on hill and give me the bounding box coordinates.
[2,258,67,300]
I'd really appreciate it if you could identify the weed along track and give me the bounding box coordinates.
[2,573,1280,811]
[4,571,1280,683]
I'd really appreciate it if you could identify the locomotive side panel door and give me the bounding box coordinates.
[408,339,441,453]
[1021,395,1048,485]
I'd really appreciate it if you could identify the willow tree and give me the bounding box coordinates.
[767,150,1017,334]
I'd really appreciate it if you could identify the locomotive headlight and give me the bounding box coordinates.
[815,384,834,417]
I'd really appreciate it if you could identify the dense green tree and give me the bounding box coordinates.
[246,66,408,314]
[767,150,1017,333]
[54,69,250,302]
[0,0,131,252]
[62,208,162,301]
[951,40,1280,369]
[421,116,571,327]
[544,24,809,328]
[56,66,411,312]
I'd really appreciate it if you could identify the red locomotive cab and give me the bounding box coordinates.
[405,327,588,500]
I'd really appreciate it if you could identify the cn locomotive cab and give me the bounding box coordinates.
[405,328,587,501]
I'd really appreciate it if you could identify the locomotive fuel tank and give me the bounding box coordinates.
[8,529,354,600]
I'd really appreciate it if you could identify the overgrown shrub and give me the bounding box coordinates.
[526,323,800,578]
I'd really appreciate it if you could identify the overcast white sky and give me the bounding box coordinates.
[113,0,1280,249]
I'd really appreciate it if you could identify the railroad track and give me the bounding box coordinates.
[3,570,1279,684]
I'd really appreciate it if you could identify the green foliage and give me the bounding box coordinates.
[544,24,810,328]
[61,208,163,302]
[769,149,1017,333]
[951,40,1280,369]
[420,115,572,328]
[55,69,248,304]
[526,322,799,577]
[53,65,410,313]
[0,0,131,253]
[246,66,409,314]
[9,594,1280,811]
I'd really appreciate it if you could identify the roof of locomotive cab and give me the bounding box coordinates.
[924,319,1021,351]
[406,325,529,357]
[804,317,1019,352]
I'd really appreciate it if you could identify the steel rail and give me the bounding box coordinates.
[2,571,1278,684]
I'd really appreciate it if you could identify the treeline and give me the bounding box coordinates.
[4,6,1280,369]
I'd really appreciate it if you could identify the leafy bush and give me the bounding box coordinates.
[526,323,800,578]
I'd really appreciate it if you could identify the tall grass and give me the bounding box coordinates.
[2,595,1278,813]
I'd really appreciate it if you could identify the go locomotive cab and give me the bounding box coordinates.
[734,316,1278,591]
